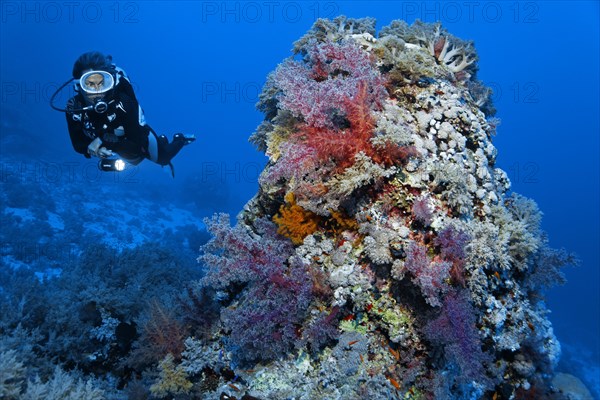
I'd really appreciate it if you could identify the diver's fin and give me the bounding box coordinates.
[168,162,175,178]
[173,133,196,145]
[183,135,196,145]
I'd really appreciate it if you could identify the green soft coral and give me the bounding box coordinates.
[340,313,369,334]
[371,295,415,343]
[150,353,193,398]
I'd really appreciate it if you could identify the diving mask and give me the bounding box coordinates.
[79,70,115,113]
[79,70,115,95]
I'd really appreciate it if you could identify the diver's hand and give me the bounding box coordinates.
[87,137,102,157]
[87,138,113,158]
[97,147,114,158]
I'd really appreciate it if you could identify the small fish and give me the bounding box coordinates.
[348,340,359,346]
[387,376,401,390]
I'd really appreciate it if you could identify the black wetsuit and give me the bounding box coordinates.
[65,72,184,167]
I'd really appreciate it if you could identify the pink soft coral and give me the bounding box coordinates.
[273,39,386,129]
[404,242,450,307]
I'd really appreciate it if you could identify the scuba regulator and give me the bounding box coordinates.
[50,70,116,114]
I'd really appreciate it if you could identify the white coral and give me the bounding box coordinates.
[24,367,105,400]
[348,32,377,51]
[0,349,26,398]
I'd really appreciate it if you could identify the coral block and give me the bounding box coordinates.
[196,17,578,399]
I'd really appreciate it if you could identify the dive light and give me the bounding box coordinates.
[98,158,126,172]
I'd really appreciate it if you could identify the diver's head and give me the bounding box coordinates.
[72,51,114,80]
[73,52,116,112]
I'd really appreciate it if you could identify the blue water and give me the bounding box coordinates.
[1,0,598,396]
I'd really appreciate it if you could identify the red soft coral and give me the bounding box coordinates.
[298,82,416,172]
[128,300,187,368]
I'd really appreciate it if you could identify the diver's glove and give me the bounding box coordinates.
[97,148,114,158]
[87,138,113,158]
[87,137,102,157]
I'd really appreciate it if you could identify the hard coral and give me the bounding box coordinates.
[381,20,478,76]
[293,16,377,53]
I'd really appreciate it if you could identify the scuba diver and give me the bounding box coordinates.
[51,51,195,177]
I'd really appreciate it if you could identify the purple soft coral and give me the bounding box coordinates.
[424,289,492,385]
[434,225,469,262]
[199,214,292,289]
[434,225,470,285]
[261,142,319,185]
[220,256,313,363]
[198,214,313,363]
[412,195,434,227]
